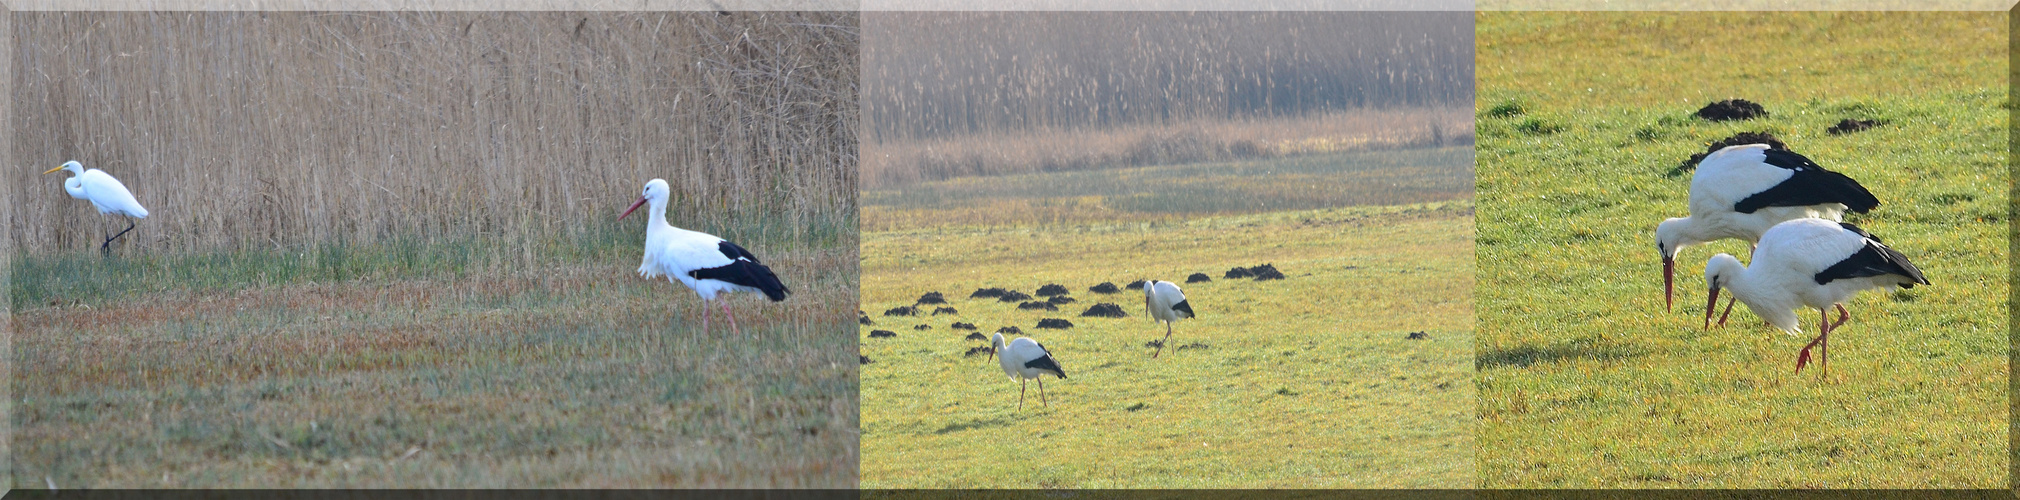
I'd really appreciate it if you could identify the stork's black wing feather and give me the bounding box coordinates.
[1814,226,1928,287]
[1733,149,1880,214]
[687,241,791,301]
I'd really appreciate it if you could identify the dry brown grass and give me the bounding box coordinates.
[10,11,857,255]
[862,108,1472,188]
[15,247,858,487]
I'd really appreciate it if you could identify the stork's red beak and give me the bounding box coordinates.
[1663,257,1675,312]
[1703,285,1720,330]
[618,196,648,220]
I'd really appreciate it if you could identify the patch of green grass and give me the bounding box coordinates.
[860,203,1475,487]
[1477,12,2006,488]
[13,211,854,311]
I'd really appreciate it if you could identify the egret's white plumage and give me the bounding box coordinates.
[989,332,1066,410]
[1143,280,1196,358]
[1657,144,1879,311]
[620,178,789,336]
[44,160,148,252]
[1703,218,1927,374]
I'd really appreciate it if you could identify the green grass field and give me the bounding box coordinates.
[11,219,859,487]
[1476,12,2006,488]
[860,153,1475,487]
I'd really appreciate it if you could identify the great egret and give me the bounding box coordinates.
[44,160,148,253]
[1703,218,1927,374]
[619,178,789,336]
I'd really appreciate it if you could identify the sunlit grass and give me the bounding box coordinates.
[1476,11,2007,488]
[860,152,1476,487]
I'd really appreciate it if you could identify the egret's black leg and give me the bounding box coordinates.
[102,219,136,253]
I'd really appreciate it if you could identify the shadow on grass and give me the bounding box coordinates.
[932,417,1016,435]
[1478,340,1641,370]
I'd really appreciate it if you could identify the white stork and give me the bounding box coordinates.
[43,160,149,253]
[989,332,1066,410]
[619,178,789,336]
[1702,217,1927,374]
[1144,280,1196,358]
[1657,144,1880,312]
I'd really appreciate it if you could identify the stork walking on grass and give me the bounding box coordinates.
[1144,280,1196,358]
[44,161,148,253]
[1657,144,1880,312]
[990,332,1066,410]
[620,178,789,337]
[1702,218,1927,374]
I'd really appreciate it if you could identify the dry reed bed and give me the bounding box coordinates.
[10,11,857,255]
[862,12,1473,142]
[862,108,1471,188]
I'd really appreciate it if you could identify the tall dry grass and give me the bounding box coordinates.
[10,11,857,255]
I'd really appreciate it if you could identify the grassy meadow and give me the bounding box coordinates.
[860,152,1475,487]
[1476,12,2006,487]
[11,12,858,487]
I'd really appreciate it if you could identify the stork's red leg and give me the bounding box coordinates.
[1038,377,1048,407]
[721,301,741,337]
[1018,379,1027,411]
[1715,294,1737,327]
[701,300,712,337]
[1153,322,1173,358]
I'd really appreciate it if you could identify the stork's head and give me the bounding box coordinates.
[1702,253,1745,329]
[41,160,82,176]
[1655,217,1694,312]
[618,178,672,220]
[988,332,1005,360]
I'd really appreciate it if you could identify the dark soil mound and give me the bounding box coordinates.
[1826,119,1882,135]
[860,355,873,365]
[997,326,1022,335]
[970,288,1009,299]
[964,346,994,358]
[1248,264,1285,281]
[952,322,977,330]
[932,306,959,315]
[1125,280,1146,290]
[1036,318,1074,329]
[1406,331,1429,340]
[1224,267,1253,279]
[1046,295,1076,305]
[997,290,1033,302]
[868,330,897,338]
[913,324,932,330]
[964,332,987,341]
[1081,303,1128,318]
[1695,99,1767,122]
[882,306,918,317]
[1186,273,1211,283]
[858,316,873,325]
[916,291,946,304]
[1017,301,1058,311]
[1089,282,1121,294]
[1035,284,1070,296]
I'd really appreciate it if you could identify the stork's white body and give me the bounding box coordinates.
[1144,280,1196,358]
[622,179,789,336]
[1704,217,1927,373]
[990,332,1066,410]
[1657,144,1879,310]
[45,161,148,251]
